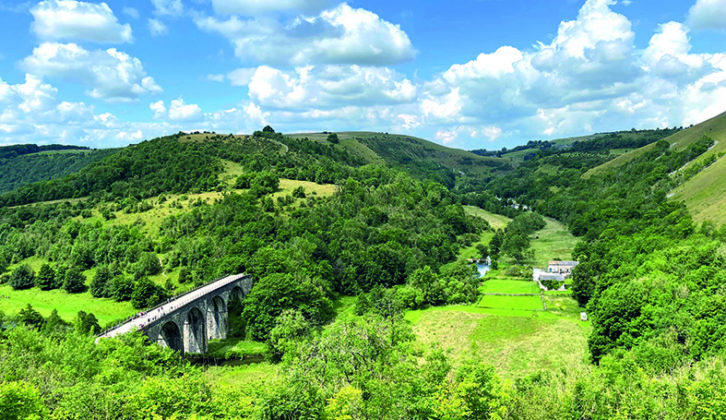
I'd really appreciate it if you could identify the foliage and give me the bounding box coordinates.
[130,277,169,309]
[34,263,56,291]
[62,267,87,294]
[9,265,35,290]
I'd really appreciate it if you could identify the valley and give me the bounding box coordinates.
[1,116,726,418]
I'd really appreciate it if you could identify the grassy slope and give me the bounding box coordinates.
[530,217,580,268]
[291,131,509,176]
[584,112,726,178]
[463,206,511,230]
[583,111,726,225]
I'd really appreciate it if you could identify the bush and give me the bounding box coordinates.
[109,275,134,301]
[35,263,57,291]
[63,267,87,293]
[131,277,169,309]
[9,265,35,290]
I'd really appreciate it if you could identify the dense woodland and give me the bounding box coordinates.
[2,126,726,418]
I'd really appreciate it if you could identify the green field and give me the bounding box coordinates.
[480,279,539,294]
[463,206,511,230]
[0,284,136,325]
[478,294,543,311]
[530,217,579,267]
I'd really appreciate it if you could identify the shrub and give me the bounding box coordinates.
[9,265,35,290]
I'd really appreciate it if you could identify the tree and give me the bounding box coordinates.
[327,133,339,144]
[63,267,87,293]
[35,263,57,291]
[131,277,169,309]
[90,266,111,298]
[75,310,101,335]
[9,265,34,290]
[292,186,306,198]
[43,309,68,335]
[242,273,334,340]
[177,267,190,284]
[108,275,134,301]
[250,171,279,197]
[18,304,44,330]
[136,253,162,277]
[268,309,310,362]
[262,125,275,133]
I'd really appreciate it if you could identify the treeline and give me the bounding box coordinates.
[0,144,89,159]
[471,127,681,158]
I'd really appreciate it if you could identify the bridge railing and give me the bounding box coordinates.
[98,272,243,337]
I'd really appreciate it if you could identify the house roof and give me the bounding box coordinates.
[548,260,579,266]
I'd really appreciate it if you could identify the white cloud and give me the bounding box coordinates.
[23,42,162,102]
[247,64,416,109]
[195,3,415,66]
[150,100,167,119]
[479,125,503,141]
[688,0,726,30]
[168,98,203,121]
[206,74,226,82]
[0,74,174,146]
[122,7,139,19]
[148,18,168,36]
[31,0,132,43]
[152,0,183,16]
[211,0,332,15]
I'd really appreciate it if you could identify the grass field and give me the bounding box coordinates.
[0,284,136,325]
[478,294,543,311]
[409,306,590,378]
[530,217,579,267]
[463,206,512,230]
[480,279,539,294]
[208,338,268,359]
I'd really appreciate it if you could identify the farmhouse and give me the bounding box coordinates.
[548,260,579,275]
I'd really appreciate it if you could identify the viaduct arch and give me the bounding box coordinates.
[98,273,253,355]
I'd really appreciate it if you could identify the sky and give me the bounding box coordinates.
[0,0,725,150]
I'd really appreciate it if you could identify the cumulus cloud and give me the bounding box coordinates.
[410,0,726,144]
[247,64,416,109]
[150,100,167,119]
[168,98,203,121]
[688,0,726,30]
[23,42,162,102]
[211,0,332,15]
[195,3,415,66]
[30,0,132,43]
[0,74,173,146]
[148,18,168,36]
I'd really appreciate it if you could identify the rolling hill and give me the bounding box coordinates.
[584,111,726,225]
[290,131,511,188]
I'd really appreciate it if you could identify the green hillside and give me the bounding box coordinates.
[584,111,726,225]
[0,148,118,194]
[290,131,511,188]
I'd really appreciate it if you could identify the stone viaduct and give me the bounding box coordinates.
[98,273,253,354]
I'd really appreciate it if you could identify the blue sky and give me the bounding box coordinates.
[0,0,725,150]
